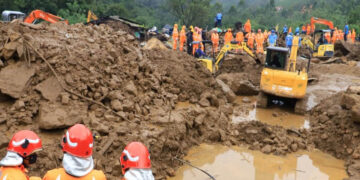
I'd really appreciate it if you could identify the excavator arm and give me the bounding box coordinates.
[301,38,314,50]
[87,10,98,23]
[214,41,259,71]
[24,10,68,24]
[310,17,334,30]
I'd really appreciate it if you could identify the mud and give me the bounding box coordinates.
[0,20,359,180]
[170,144,348,180]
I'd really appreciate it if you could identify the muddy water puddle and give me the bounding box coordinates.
[232,96,309,129]
[170,144,347,180]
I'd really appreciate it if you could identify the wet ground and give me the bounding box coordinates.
[232,96,309,129]
[170,144,348,180]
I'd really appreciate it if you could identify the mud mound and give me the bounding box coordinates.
[335,41,360,61]
[310,86,360,179]
[143,38,168,50]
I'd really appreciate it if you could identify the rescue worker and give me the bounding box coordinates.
[215,13,222,27]
[301,25,306,34]
[283,25,288,37]
[289,27,292,34]
[172,24,179,50]
[211,31,219,53]
[324,31,331,44]
[0,130,42,180]
[120,142,154,180]
[344,24,349,41]
[235,30,244,53]
[268,30,278,47]
[224,28,233,44]
[244,19,251,35]
[43,124,106,180]
[285,32,293,52]
[295,27,300,35]
[351,29,356,43]
[263,30,269,40]
[332,28,338,44]
[192,28,201,55]
[246,30,255,50]
[306,24,311,35]
[255,29,264,54]
[347,30,352,43]
[179,26,186,51]
[186,26,194,55]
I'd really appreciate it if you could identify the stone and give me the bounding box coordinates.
[61,93,70,105]
[242,97,251,103]
[0,61,35,98]
[14,100,25,110]
[233,80,259,96]
[38,101,87,130]
[321,134,328,140]
[246,129,258,134]
[35,76,63,101]
[290,143,298,152]
[111,100,122,111]
[198,98,210,107]
[347,86,360,94]
[122,100,134,112]
[261,145,272,154]
[351,104,360,123]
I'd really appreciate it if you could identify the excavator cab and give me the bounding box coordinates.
[2,10,25,22]
[313,30,334,58]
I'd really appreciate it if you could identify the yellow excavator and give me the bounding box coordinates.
[301,17,334,59]
[87,10,98,23]
[196,41,260,73]
[257,36,311,114]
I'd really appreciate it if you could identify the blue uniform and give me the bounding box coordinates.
[295,27,300,34]
[283,25,288,34]
[268,33,278,46]
[215,13,222,27]
[286,34,293,50]
[344,25,349,41]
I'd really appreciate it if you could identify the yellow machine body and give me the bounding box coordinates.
[301,30,334,59]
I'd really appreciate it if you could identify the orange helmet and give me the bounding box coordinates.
[228,28,232,31]
[120,142,151,175]
[8,130,42,157]
[61,124,93,158]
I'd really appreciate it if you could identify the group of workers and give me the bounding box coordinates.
[0,124,154,180]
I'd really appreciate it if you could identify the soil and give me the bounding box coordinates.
[0,20,360,180]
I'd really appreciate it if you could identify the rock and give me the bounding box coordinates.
[61,93,70,105]
[347,86,360,94]
[246,129,258,134]
[122,100,134,112]
[272,112,279,117]
[108,90,123,100]
[242,97,251,103]
[87,38,95,43]
[321,134,328,140]
[38,101,87,130]
[198,98,210,107]
[290,143,298,152]
[341,94,360,109]
[216,79,236,103]
[351,104,360,123]
[0,61,35,98]
[14,100,25,110]
[111,100,122,111]
[124,81,137,95]
[261,145,272,154]
[233,80,259,96]
[194,114,205,125]
[0,132,8,148]
[35,76,63,101]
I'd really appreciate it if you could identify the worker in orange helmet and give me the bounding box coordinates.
[235,30,244,53]
[179,25,186,51]
[255,29,264,54]
[172,24,179,50]
[0,130,42,180]
[338,30,343,40]
[120,142,154,180]
[244,19,251,35]
[224,28,233,44]
[332,28,338,44]
[246,30,255,49]
[324,31,331,44]
[301,25,306,34]
[192,28,201,55]
[199,28,204,51]
[306,24,311,35]
[43,124,106,180]
[211,31,220,53]
[351,29,356,43]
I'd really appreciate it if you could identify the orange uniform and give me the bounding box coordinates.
[235,32,244,43]
[172,25,179,50]
[179,27,186,51]
[246,32,255,49]
[332,30,338,44]
[43,168,106,180]
[211,32,219,53]
[347,31,352,42]
[306,24,311,35]
[263,30,268,40]
[255,32,264,54]
[352,29,356,43]
[244,20,251,33]
[324,32,331,44]
[289,27,292,33]
[224,30,233,44]
[302,25,306,33]
[0,166,28,180]
[192,32,201,55]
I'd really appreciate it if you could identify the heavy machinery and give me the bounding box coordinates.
[302,17,334,59]
[2,10,25,21]
[257,38,311,114]
[24,10,68,24]
[196,41,260,73]
[87,10,98,23]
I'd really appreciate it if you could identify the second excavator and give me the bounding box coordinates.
[24,10,68,24]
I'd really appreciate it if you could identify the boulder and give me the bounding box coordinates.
[35,76,63,101]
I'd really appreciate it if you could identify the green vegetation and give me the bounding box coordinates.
[1,0,359,32]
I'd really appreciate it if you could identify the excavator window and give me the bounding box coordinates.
[265,50,287,69]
